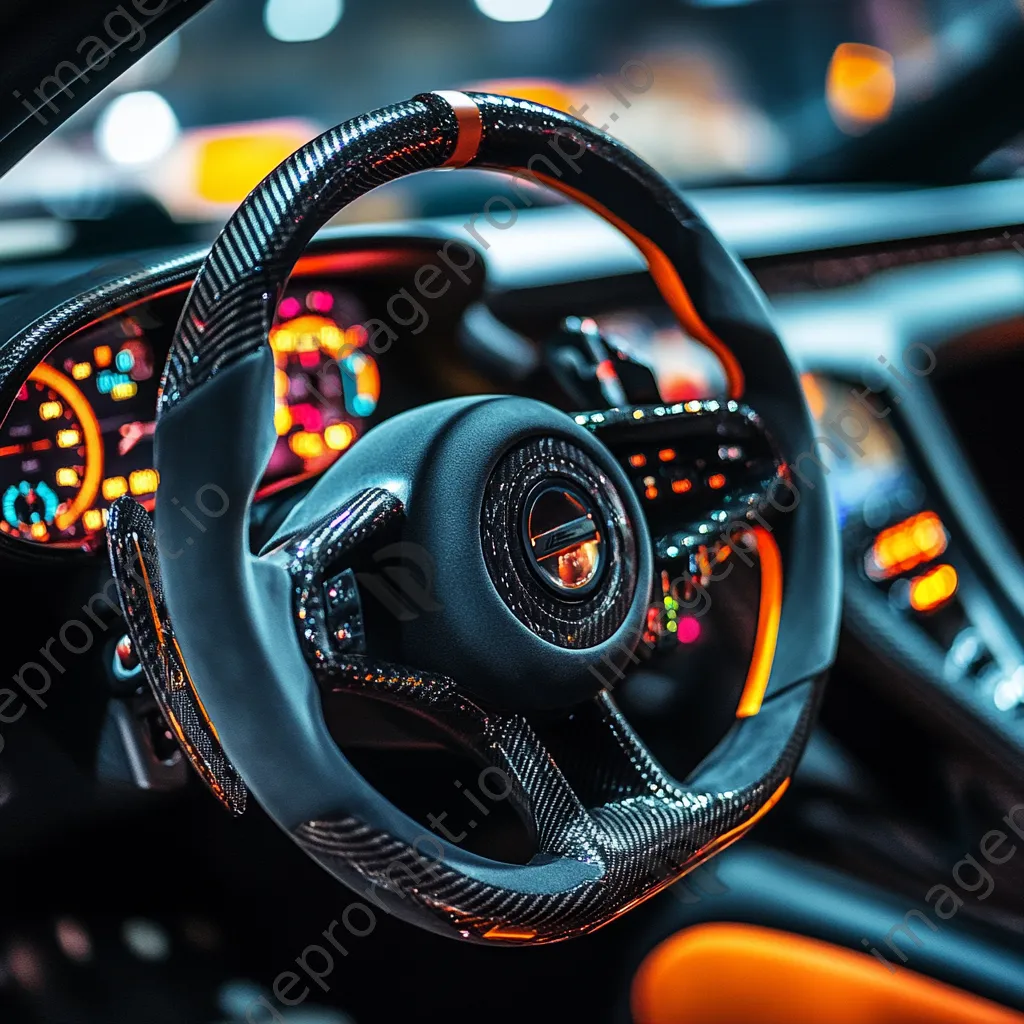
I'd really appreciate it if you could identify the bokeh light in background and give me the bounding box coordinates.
[264,0,344,42]
[95,92,180,166]
[0,0,1021,259]
[826,42,896,133]
[474,0,554,22]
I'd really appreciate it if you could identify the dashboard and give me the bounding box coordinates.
[0,279,383,549]
[1,183,1024,997]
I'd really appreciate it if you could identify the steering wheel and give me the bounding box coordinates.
[107,92,839,945]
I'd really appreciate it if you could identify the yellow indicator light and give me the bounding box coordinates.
[102,476,128,501]
[55,467,80,488]
[909,564,958,614]
[110,381,138,401]
[129,469,160,496]
[39,401,63,421]
[324,422,356,452]
[867,511,947,581]
[826,42,896,133]
[83,509,104,532]
[71,362,92,381]
[30,522,49,540]
[289,431,324,460]
[94,345,112,368]
[274,369,289,399]
[274,406,293,436]
[57,429,81,449]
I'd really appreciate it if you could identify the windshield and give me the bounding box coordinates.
[1,0,1022,257]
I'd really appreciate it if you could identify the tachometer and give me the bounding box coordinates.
[266,301,380,484]
[0,363,103,543]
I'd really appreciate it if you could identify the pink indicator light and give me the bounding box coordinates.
[677,616,701,645]
[278,297,301,320]
[307,289,335,313]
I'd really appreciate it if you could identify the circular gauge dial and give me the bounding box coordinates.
[0,364,103,543]
[267,307,380,483]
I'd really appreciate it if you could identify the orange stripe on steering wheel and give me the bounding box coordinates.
[432,91,483,168]
[736,526,783,718]
[530,173,745,399]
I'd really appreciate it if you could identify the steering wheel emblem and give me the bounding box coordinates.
[522,482,605,597]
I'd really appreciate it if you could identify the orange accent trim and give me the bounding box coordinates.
[432,91,483,168]
[531,173,745,399]
[482,926,538,942]
[134,536,166,648]
[133,536,222,745]
[587,778,789,938]
[632,923,1024,1024]
[698,778,789,860]
[29,363,103,533]
[737,526,782,719]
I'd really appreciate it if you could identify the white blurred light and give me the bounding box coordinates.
[264,0,343,42]
[95,92,179,166]
[474,0,553,22]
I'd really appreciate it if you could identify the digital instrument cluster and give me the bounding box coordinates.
[0,283,381,548]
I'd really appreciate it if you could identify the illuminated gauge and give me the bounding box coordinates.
[267,313,380,482]
[0,363,103,543]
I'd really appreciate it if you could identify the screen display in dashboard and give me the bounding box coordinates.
[0,284,381,547]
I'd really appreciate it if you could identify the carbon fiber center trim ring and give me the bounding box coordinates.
[482,437,637,649]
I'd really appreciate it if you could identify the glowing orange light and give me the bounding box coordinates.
[129,469,160,496]
[55,468,79,488]
[800,373,826,421]
[30,522,49,541]
[56,429,80,449]
[93,346,112,368]
[274,369,289,399]
[39,401,62,421]
[658,448,676,462]
[671,478,693,495]
[102,476,128,501]
[645,485,659,501]
[289,431,324,460]
[867,511,947,580]
[29,363,103,533]
[909,564,958,613]
[71,362,92,381]
[629,454,647,468]
[324,422,356,452]
[708,473,726,490]
[274,406,292,436]
[83,509,104,532]
[736,527,783,719]
[270,315,348,358]
[826,42,896,133]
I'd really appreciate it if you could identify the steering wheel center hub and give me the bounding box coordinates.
[521,479,606,597]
